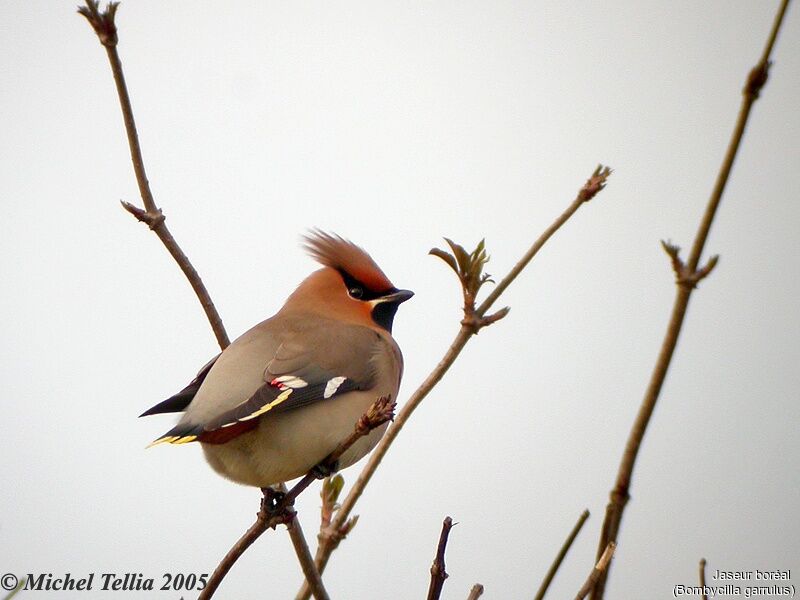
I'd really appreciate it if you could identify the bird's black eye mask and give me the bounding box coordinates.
[337,269,403,332]
[338,269,396,302]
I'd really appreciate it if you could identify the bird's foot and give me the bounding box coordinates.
[260,487,286,513]
[259,487,296,527]
[311,460,339,480]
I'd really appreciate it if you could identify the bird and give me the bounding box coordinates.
[140,231,413,488]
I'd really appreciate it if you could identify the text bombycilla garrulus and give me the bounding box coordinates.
[140,231,413,488]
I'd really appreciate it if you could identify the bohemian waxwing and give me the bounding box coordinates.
[140,231,413,488]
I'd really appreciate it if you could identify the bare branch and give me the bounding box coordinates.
[477,165,611,316]
[590,3,790,597]
[79,1,229,350]
[298,165,612,599]
[287,514,328,600]
[660,240,684,276]
[660,241,719,289]
[427,517,455,600]
[577,165,613,203]
[1,576,26,600]
[77,0,118,47]
[199,396,395,600]
[466,583,485,600]
[80,2,350,596]
[576,542,616,600]
[699,558,709,600]
[196,504,273,600]
[120,200,164,229]
[694,255,720,284]
[534,509,590,600]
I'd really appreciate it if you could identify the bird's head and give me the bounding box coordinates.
[283,230,413,333]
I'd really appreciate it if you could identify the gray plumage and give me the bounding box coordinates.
[142,232,411,488]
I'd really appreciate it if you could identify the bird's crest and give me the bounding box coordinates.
[303,230,393,292]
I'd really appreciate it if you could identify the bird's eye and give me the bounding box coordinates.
[349,286,364,299]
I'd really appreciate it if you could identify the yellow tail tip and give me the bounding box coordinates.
[145,434,199,448]
[145,436,179,449]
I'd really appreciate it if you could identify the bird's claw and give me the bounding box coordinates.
[260,487,286,513]
[311,461,339,480]
[258,488,297,526]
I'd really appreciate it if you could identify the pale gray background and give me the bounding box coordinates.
[1,2,798,598]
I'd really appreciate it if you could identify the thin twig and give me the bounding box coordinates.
[427,517,455,600]
[297,166,612,599]
[466,584,485,600]
[1,577,26,600]
[79,2,329,594]
[78,0,229,350]
[699,558,709,600]
[589,2,791,598]
[478,165,611,316]
[287,514,328,600]
[534,509,590,600]
[196,508,271,600]
[575,542,615,600]
[199,396,395,600]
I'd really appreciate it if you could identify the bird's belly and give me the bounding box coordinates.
[200,389,390,488]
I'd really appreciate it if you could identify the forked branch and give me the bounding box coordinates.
[427,517,455,600]
[79,3,620,597]
[78,0,229,350]
[198,396,396,600]
[298,165,612,599]
[590,2,791,598]
[576,542,616,600]
[699,558,709,600]
[79,1,327,594]
[430,238,507,333]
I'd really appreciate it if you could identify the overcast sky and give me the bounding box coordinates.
[1,2,798,599]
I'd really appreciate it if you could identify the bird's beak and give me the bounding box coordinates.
[380,288,414,304]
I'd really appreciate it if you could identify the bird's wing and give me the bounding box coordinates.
[139,354,220,417]
[148,322,381,446]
